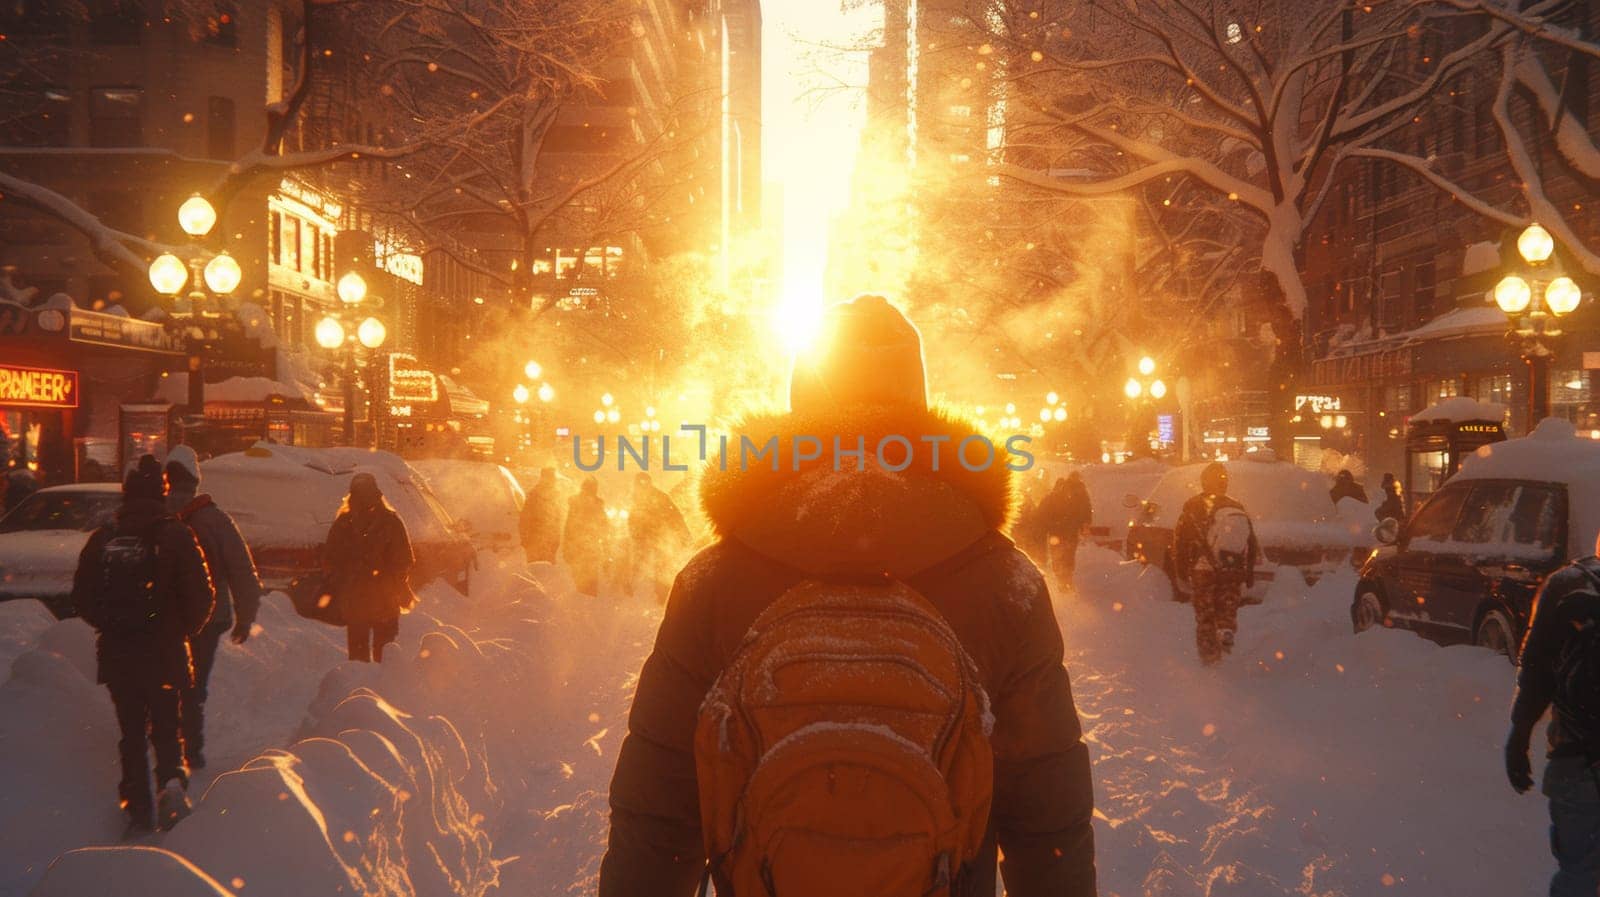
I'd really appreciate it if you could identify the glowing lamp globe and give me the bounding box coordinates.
[1150,379,1168,399]
[337,272,368,305]
[1053,406,1067,422]
[606,408,621,424]
[1493,275,1532,315]
[357,316,387,348]
[1138,356,1156,377]
[314,316,345,349]
[524,360,543,380]
[1517,223,1555,265]
[148,253,188,296]
[202,252,242,295]
[537,383,555,403]
[1046,391,1059,406]
[1545,276,1582,316]
[1040,408,1053,423]
[513,384,531,404]
[1124,378,1143,399]
[177,194,217,237]
[593,410,606,424]
[602,393,615,407]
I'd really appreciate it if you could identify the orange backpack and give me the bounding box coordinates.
[693,578,994,897]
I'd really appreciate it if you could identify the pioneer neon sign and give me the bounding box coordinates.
[0,364,78,409]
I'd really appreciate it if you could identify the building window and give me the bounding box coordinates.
[206,96,235,160]
[90,0,144,45]
[4,88,71,147]
[280,215,301,271]
[1475,374,1513,408]
[1552,370,1596,430]
[1423,378,1459,404]
[1412,259,1435,325]
[269,212,282,265]
[89,87,143,147]
[1386,384,1412,415]
[0,2,72,38]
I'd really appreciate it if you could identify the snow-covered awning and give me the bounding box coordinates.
[155,374,317,406]
[1412,396,1506,425]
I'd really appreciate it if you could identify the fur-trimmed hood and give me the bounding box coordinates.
[699,405,1018,579]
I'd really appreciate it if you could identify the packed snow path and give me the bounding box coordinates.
[0,548,1554,895]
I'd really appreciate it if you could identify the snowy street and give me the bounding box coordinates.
[0,545,1550,896]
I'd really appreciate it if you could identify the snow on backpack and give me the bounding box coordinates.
[1551,560,1600,753]
[97,525,163,632]
[1203,504,1254,576]
[694,578,993,897]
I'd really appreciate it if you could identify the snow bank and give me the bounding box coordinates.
[1066,547,1546,896]
[1458,417,1600,561]
[1412,395,1506,425]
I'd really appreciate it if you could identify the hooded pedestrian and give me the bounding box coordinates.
[598,294,1096,897]
[1172,462,1260,665]
[1329,469,1368,506]
[1038,473,1093,588]
[563,476,608,596]
[325,473,415,662]
[164,445,262,769]
[71,454,214,833]
[520,466,564,563]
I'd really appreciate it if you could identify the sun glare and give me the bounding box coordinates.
[774,280,825,353]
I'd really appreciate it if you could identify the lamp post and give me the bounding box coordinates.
[1122,356,1169,455]
[149,194,239,434]
[314,271,386,446]
[1493,223,1587,429]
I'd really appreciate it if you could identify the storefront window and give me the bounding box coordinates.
[1409,449,1449,503]
[1475,374,1513,409]
[1422,379,1459,405]
[1386,384,1412,415]
[1552,370,1596,431]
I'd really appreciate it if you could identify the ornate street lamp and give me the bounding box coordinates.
[177,194,217,238]
[1493,223,1589,427]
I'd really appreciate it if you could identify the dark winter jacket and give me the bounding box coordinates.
[1373,488,1405,524]
[72,498,215,687]
[1172,492,1261,585]
[1329,472,1369,506]
[628,484,691,554]
[598,406,1097,897]
[1039,478,1093,542]
[325,503,415,625]
[519,479,564,561]
[1510,557,1600,759]
[170,488,262,634]
[1013,494,1048,561]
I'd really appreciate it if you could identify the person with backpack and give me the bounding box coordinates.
[1373,473,1404,523]
[598,295,1097,897]
[71,454,214,834]
[325,473,415,663]
[1506,540,1600,897]
[1172,462,1259,665]
[164,446,262,770]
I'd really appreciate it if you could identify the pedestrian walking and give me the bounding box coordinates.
[72,455,214,834]
[1329,469,1368,506]
[164,445,262,769]
[1373,473,1404,523]
[563,476,608,596]
[598,294,1096,897]
[626,472,691,602]
[325,473,415,662]
[1172,462,1259,665]
[1506,538,1600,897]
[1038,473,1093,588]
[519,466,564,563]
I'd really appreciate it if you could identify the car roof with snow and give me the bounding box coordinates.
[1454,418,1600,560]
[200,442,460,548]
[1141,455,1371,548]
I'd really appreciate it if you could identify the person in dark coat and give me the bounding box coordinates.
[1012,486,1048,565]
[1037,473,1093,587]
[72,454,214,832]
[325,473,415,662]
[626,472,692,602]
[598,295,1097,897]
[520,466,564,563]
[164,445,262,770]
[1373,473,1404,523]
[1172,463,1260,665]
[1329,469,1369,506]
[563,476,609,596]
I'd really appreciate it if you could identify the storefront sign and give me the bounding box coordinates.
[1295,394,1342,413]
[69,309,184,354]
[0,364,78,409]
[1245,426,1271,442]
[1157,414,1175,444]
[387,353,439,403]
[389,404,413,417]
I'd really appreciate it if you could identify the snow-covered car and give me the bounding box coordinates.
[1125,456,1371,602]
[1352,418,1600,660]
[0,483,122,618]
[200,443,474,592]
[410,460,526,554]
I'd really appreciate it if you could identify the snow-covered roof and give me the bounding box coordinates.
[1412,396,1506,425]
[155,374,317,406]
[1461,241,1501,276]
[1401,304,1506,341]
[1456,418,1600,559]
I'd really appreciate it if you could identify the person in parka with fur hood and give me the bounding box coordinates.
[598,295,1097,897]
